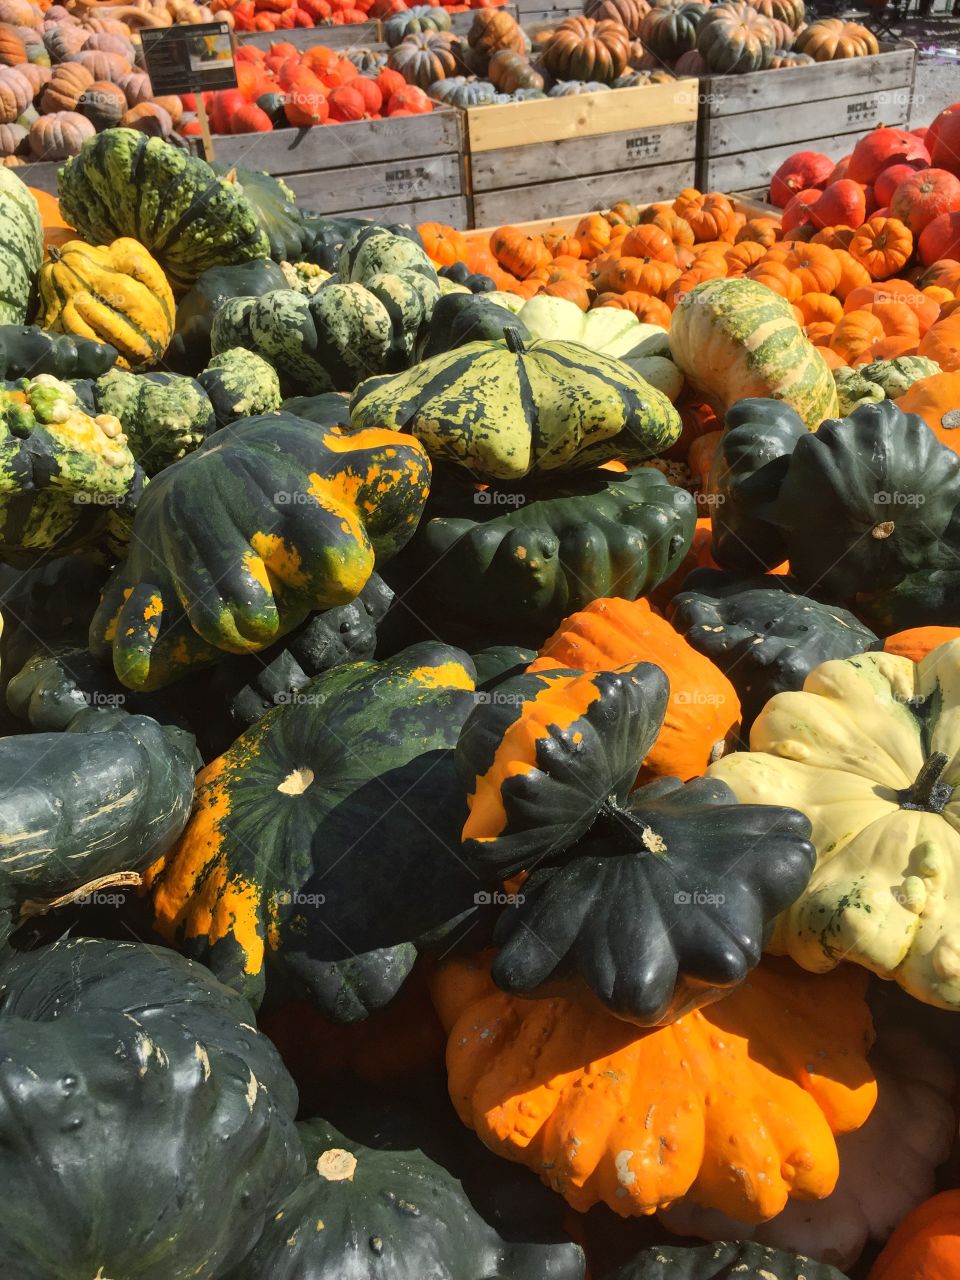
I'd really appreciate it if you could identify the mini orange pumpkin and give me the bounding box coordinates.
[489,226,552,280]
[591,255,680,297]
[833,248,873,300]
[849,216,914,280]
[830,308,885,363]
[868,1190,960,1280]
[811,225,857,251]
[918,312,960,371]
[883,626,960,662]
[574,212,612,259]
[638,206,695,249]
[736,216,779,248]
[767,241,841,294]
[747,258,803,303]
[542,228,582,259]
[797,291,844,326]
[619,223,676,263]
[593,290,671,326]
[723,241,767,275]
[895,371,960,450]
[418,221,469,267]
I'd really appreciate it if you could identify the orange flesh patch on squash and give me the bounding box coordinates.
[409,661,475,691]
[463,672,602,843]
[101,586,133,644]
[249,532,310,591]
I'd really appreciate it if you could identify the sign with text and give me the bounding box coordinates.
[140,22,238,97]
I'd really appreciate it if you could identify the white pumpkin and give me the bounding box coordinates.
[709,641,960,1009]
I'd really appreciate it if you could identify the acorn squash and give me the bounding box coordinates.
[166,257,287,373]
[215,164,309,263]
[605,1243,848,1278]
[415,289,532,360]
[197,347,281,428]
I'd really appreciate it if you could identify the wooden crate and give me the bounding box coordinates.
[462,78,699,227]
[696,43,917,192]
[513,0,579,27]
[235,6,517,49]
[208,109,464,219]
[14,158,59,196]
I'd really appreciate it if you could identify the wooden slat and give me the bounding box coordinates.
[699,45,916,118]
[465,78,698,153]
[337,194,471,225]
[237,24,379,51]
[469,121,696,193]
[208,110,461,174]
[699,131,857,193]
[469,159,696,226]
[282,152,462,213]
[16,159,59,196]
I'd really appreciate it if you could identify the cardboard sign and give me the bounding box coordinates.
[140,22,239,97]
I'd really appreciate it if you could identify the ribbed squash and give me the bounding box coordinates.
[38,238,174,370]
[670,277,839,428]
[0,166,41,325]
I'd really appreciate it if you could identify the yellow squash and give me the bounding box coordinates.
[37,237,175,370]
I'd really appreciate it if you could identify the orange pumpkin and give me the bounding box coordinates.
[619,223,676,263]
[833,248,873,300]
[844,279,940,334]
[418,221,468,267]
[574,212,612,259]
[849,216,914,280]
[675,190,738,243]
[883,626,960,662]
[917,259,960,293]
[591,255,680,297]
[766,241,841,294]
[811,225,856,251]
[895,372,960,451]
[638,206,695,249]
[797,291,844,326]
[489,226,552,280]
[431,953,877,1221]
[867,1190,960,1280]
[723,241,766,275]
[830,309,885,363]
[542,228,582,259]
[918,312,960,371]
[541,268,593,310]
[747,258,803,302]
[592,290,671,326]
[736,216,780,249]
[816,344,848,370]
[666,258,728,308]
[528,597,740,782]
[806,320,839,346]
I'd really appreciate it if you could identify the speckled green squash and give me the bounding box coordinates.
[606,1241,848,1279]
[859,355,941,399]
[0,170,42,326]
[57,129,271,294]
[351,331,682,481]
[198,347,281,427]
[670,277,838,429]
[0,937,305,1280]
[214,164,309,262]
[166,258,287,373]
[88,415,431,690]
[146,643,480,1013]
[90,368,215,474]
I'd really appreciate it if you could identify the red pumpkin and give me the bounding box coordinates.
[769,149,834,208]
[874,163,922,208]
[208,89,249,135]
[376,66,406,100]
[780,188,820,234]
[846,126,931,186]
[919,211,960,267]
[812,179,868,230]
[230,102,273,133]
[890,168,960,236]
[829,154,851,183]
[928,103,960,178]
[353,75,382,115]
[386,85,433,114]
[283,70,329,126]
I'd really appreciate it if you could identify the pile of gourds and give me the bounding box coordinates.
[1,111,960,1280]
[210,0,509,35]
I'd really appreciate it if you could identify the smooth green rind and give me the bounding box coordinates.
[0,171,42,327]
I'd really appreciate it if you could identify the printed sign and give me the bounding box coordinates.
[140,22,238,97]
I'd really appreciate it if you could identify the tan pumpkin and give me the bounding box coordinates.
[116,69,153,107]
[0,0,41,27]
[74,49,132,82]
[81,31,136,62]
[15,61,49,95]
[467,7,525,70]
[487,48,544,93]
[118,101,172,137]
[0,119,26,156]
[0,67,33,124]
[794,17,879,59]
[40,61,94,113]
[540,15,631,84]
[152,93,182,126]
[42,24,87,64]
[28,110,94,160]
[77,79,126,129]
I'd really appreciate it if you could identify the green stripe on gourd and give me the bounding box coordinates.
[350,330,681,481]
[0,170,42,327]
[198,348,281,427]
[365,269,439,366]
[670,276,838,429]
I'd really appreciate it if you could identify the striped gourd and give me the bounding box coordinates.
[350,330,682,481]
[0,169,42,327]
[57,129,270,294]
[38,238,175,371]
[670,276,838,429]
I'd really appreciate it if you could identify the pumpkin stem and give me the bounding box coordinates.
[899,751,953,814]
[504,327,526,354]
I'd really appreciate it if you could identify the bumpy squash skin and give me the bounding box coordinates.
[57,129,271,294]
[227,1114,586,1280]
[214,165,308,263]
[197,347,281,428]
[0,169,42,327]
[400,466,695,648]
[0,325,117,380]
[91,368,215,473]
[669,570,881,729]
[670,277,839,429]
[0,937,305,1280]
[605,1242,849,1279]
[88,416,431,691]
[0,707,195,946]
[146,643,481,1015]
[351,333,682,482]
[166,258,287,373]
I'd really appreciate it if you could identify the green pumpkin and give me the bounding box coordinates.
[0,937,304,1279]
[146,642,480,1014]
[856,568,960,634]
[280,391,351,425]
[198,347,282,428]
[89,414,431,691]
[385,3,451,43]
[166,258,288,373]
[771,400,960,599]
[669,569,881,729]
[226,1109,585,1280]
[394,464,695,646]
[351,329,682,482]
[833,365,885,416]
[415,289,532,361]
[90,368,215,474]
[859,354,941,399]
[0,169,42,326]
[0,375,141,566]
[58,129,271,294]
[471,643,536,689]
[605,1241,848,1279]
[639,0,708,61]
[0,325,117,381]
[299,214,375,272]
[0,706,195,945]
[439,261,497,294]
[696,1,778,71]
[430,76,499,107]
[256,90,287,126]
[214,164,308,263]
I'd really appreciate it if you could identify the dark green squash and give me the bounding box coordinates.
[471,643,536,689]
[280,391,351,425]
[299,214,376,272]
[90,368,215,473]
[855,567,960,634]
[604,1241,848,1279]
[165,257,288,373]
[415,289,531,361]
[0,324,117,380]
[439,261,496,293]
[0,707,195,945]
[214,164,310,264]
[146,643,480,1014]
[0,937,304,1280]
[197,347,281,427]
[256,91,287,127]
[668,569,882,730]
[88,414,431,691]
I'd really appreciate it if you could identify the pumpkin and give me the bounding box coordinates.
[868,1191,960,1280]
[607,1243,849,1278]
[884,625,960,661]
[0,28,26,66]
[669,277,839,429]
[0,67,32,123]
[467,6,525,69]
[490,226,552,279]
[118,101,174,137]
[419,220,469,268]
[710,639,960,1009]
[89,367,214,473]
[918,312,960,371]
[40,60,93,113]
[669,571,881,729]
[43,24,88,64]
[848,217,914,280]
[540,16,632,84]
[696,2,778,73]
[0,323,115,380]
[488,49,544,93]
[29,109,95,159]
[0,166,41,325]
[387,31,461,88]
[585,0,650,33]
[217,165,309,264]
[530,596,741,781]
[794,17,880,59]
[77,78,126,129]
[890,167,960,236]
[639,0,707,60]
[350,329,681,481]
[0,120,25,156]
[394,464,695,648]
[166,257,287,372]
[38,237,174,370]
[896,371,960,447]
[798,291,843,327]
[197,347,282,429]
[57,128,270,294]
[593,254,681,298]
[416,291,531,360]
[0,937,304,1279]
[74,48,132,82]
[89,417,430,690]
[431,952,876,1220]
[146,642,480,1014]
[595,290,673,325]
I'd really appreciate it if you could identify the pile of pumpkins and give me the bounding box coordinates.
[208,0,509,35]
[0,0,219,163]
[3,115,960,1280]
